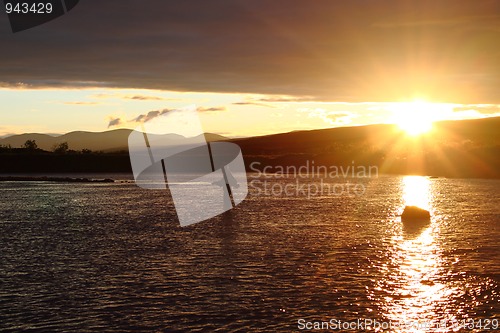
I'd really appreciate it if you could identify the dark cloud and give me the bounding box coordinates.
[125,95,170,101]
[133,108,175,123]
[0,0,499,103]
[108,108,177,128]
[0,80,111,89]
[134,111,159,123]
[129,106,224,124]
[232,95,314,107]
[196,106,227,112]
[232,101,275,108]
[107,117,123,128]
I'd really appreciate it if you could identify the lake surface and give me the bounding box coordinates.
[0,174,499,332]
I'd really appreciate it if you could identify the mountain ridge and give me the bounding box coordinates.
[3,117,499,152]
[1,117,498,178]
[0,129,229,151]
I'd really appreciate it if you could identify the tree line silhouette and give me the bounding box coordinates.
[0,140,131,172]
[1,139,91,154]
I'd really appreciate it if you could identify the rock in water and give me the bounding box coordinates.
[401,205,431,222]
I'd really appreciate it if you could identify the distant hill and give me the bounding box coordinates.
[0,117,498,177]
[0,130,229,151]
[232,117,500,178]
[233,117,500,155]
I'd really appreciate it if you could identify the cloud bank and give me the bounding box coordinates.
[1,0,499,103]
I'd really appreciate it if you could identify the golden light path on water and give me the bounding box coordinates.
[374,176,461,333]
[402,176,431,211]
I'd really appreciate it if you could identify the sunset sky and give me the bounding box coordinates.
[1,0,499,137]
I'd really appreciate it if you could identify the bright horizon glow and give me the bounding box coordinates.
[0,87,499,138]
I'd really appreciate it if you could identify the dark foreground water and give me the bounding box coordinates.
[0,175,499,332]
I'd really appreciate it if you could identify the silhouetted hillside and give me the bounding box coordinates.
[0,117,498,178]
[0,130,229,151]
[233,117,500,178]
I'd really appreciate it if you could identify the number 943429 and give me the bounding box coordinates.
[5,2,53,14]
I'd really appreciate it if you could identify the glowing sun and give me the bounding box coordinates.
[390,100,440,136]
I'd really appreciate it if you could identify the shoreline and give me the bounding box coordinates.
[0,176,115,183]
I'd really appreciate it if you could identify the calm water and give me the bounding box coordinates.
[0,175,498,332]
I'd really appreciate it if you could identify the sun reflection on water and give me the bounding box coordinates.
[373,176,463,332]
